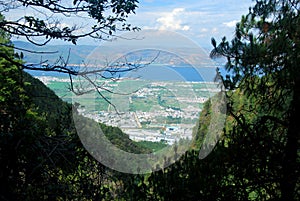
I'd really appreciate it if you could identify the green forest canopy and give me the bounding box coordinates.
[0,0,299,200]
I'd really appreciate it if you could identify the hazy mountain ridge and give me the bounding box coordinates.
[13,41,214,67]
[13,41,97,65]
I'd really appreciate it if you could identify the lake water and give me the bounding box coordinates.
[26,64,217,82]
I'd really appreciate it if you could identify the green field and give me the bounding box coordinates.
[45,78,218,114]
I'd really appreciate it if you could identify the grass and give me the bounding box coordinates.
[136,141,168,152]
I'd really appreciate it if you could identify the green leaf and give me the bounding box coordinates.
[211,37,217,48]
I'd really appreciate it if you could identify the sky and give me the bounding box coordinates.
[124,0,253,49]
[6,0,254,50]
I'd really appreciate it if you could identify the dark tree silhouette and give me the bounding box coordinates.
[0,0,139,46]
[211,0,299,200]
[0,1,149,109]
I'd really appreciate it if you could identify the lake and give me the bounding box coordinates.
[26,64,217,82]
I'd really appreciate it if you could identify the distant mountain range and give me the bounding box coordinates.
[14,40,218,82]
[13,41,97,65]
[13,40,214,67]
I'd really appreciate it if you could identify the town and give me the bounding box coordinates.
[40,76,221,145]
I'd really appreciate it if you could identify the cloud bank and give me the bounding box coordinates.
[156,8,190,31]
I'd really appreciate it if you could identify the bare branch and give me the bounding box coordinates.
[0,42,58,54]
[0,0,140,45]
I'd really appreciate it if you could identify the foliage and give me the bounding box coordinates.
[0,30,151,200]
[136,141,167,152]
[123,86,293,200]
[1,34,101,199]
[118,1,300,200]
[0,0,139,45]
[1,0,299,200]
[100,123,152,154]
[210,0,300,200]
[0,1,142,102]
[191,99,211,149]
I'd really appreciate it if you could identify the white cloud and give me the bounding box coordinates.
[223,20,239,28]
[211,27,218,34]
[200,28,208,33]
[156,8,190,31]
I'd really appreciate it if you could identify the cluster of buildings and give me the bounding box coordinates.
[79,104,199,145]
[40,76,220,146]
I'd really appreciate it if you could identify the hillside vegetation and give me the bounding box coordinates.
[0,34,154,200]
[1,0,299,199]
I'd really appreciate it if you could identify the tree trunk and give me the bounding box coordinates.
[280,79,300,200]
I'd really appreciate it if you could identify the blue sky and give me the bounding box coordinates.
[126,0,253,49]
[7,0,254,49]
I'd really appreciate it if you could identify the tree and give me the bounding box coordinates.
[211,0,299,200]
[0,0,139,46]
[0,29,152,199]
[0,1,145,107]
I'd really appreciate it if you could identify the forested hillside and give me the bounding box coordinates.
[0,32,153,200]
[135,87,296,200]
[2,55,298,200]
[1,0,299,200]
